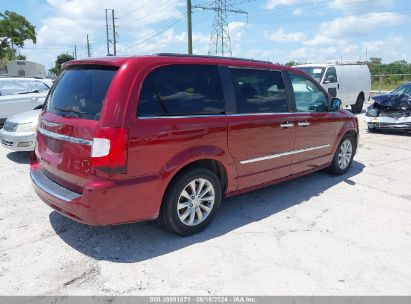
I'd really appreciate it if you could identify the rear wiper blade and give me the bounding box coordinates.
[17,90,38,95]
[54,106,86,114]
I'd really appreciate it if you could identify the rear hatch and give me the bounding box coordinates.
[36,66,118,192]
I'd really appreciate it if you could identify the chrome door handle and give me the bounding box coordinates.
[280,122,294,128]
[298,121,310,127]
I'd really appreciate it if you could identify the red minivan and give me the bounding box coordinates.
[30,54,358,235]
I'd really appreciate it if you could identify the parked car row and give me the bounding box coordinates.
[0,77,53,151]
[1,54,407,235]
[29,54,358,235]
[294,62,371,113]
[365,82,411,131]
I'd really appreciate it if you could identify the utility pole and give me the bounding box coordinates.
[192,0,247,56]
[112,10,117,56]
[86,34,91,58]
[105,9,111,55]
[74,44,77,59]
[187,0,193,54]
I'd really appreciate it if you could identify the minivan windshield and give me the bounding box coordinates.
[46,67,117,120]
[295,67,325,82]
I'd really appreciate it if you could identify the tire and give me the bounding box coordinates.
[351,94,364,114]
[367,124,378,132]
[328,134,356,175]
[160,167,222,236]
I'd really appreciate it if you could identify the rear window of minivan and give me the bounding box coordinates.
[46,67,117,120]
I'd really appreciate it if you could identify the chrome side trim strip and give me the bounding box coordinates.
[228,112,293,116]
[42,120,61,127]
[38,127,92,146]
[30,169,81,202]
[138,113,296,119]
[240,144,331,164]
[138,114,226,119]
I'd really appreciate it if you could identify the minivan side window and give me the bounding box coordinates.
[229,68,288,114]
[323,67,337,83]
[138,65,224,117]
[290,73,328,113]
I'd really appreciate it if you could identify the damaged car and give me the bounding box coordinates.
[365,83,411,131]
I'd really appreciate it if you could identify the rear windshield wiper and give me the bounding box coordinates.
[54,106,86,115]
[17,89,39,95]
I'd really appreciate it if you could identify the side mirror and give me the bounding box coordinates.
[324,75,336,84]
[330,97,342,111]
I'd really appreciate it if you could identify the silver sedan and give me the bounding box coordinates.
[0,109,40,151]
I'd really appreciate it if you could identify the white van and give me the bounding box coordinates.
[294,63,371,113]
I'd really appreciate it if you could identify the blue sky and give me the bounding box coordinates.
[3,0,411,69]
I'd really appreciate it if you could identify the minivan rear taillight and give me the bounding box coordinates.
[91,127,128,174]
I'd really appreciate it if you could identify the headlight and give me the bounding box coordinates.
[15,122,37,132]
[366,107,378,117]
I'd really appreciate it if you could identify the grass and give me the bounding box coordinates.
[371,79,411,92]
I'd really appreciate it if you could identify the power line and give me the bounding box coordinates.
[117,0,172,26]
[253,8,411,24]
[119,12,188,45]
[118,0,158,18]
[250,0,402,18]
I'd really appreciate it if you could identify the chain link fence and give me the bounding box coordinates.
[371,73,411,96]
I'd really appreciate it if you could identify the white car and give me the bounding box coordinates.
[294,63,371,113]
[0,77,53,124]
[0,109,40,151]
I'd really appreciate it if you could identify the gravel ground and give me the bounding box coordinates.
[0,109,410,295]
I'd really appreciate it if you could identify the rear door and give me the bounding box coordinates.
[36,67,117,192]
[226,67,295,190]
[334,65,352,105]
[322,66,338,98]
[288,72,340,174]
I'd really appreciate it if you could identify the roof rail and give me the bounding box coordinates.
[153,53,272,64]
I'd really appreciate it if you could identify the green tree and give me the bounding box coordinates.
[0,10,37,61]
[15,54,26,60]
[285,60,299,67]
[369,57,382,65]
[49,53,75,76]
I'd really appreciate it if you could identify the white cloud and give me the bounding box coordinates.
[319,12,402,38]
[303,35,339,46]
[228,21,248,42]
[289,46,338,62]
[303,12,403,48]
[268,27,306,42]
[22,0,183,68]
[292,8,304,15]
[265,0,299,9]
[328,0,393,13]
[362,36,405,61]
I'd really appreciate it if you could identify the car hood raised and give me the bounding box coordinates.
[6,109,42,124]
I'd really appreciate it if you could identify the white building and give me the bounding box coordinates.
[6,60,46,78]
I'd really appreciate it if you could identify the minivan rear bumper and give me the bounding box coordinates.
[30,154,162,226]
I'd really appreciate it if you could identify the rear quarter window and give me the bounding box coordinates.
[46,67,117,120]
[137,64,225,117]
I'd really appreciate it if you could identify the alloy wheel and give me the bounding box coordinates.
[337,139,353,170]
[177,178,215,226]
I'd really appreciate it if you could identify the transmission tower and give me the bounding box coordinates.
[193,0,247,56]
